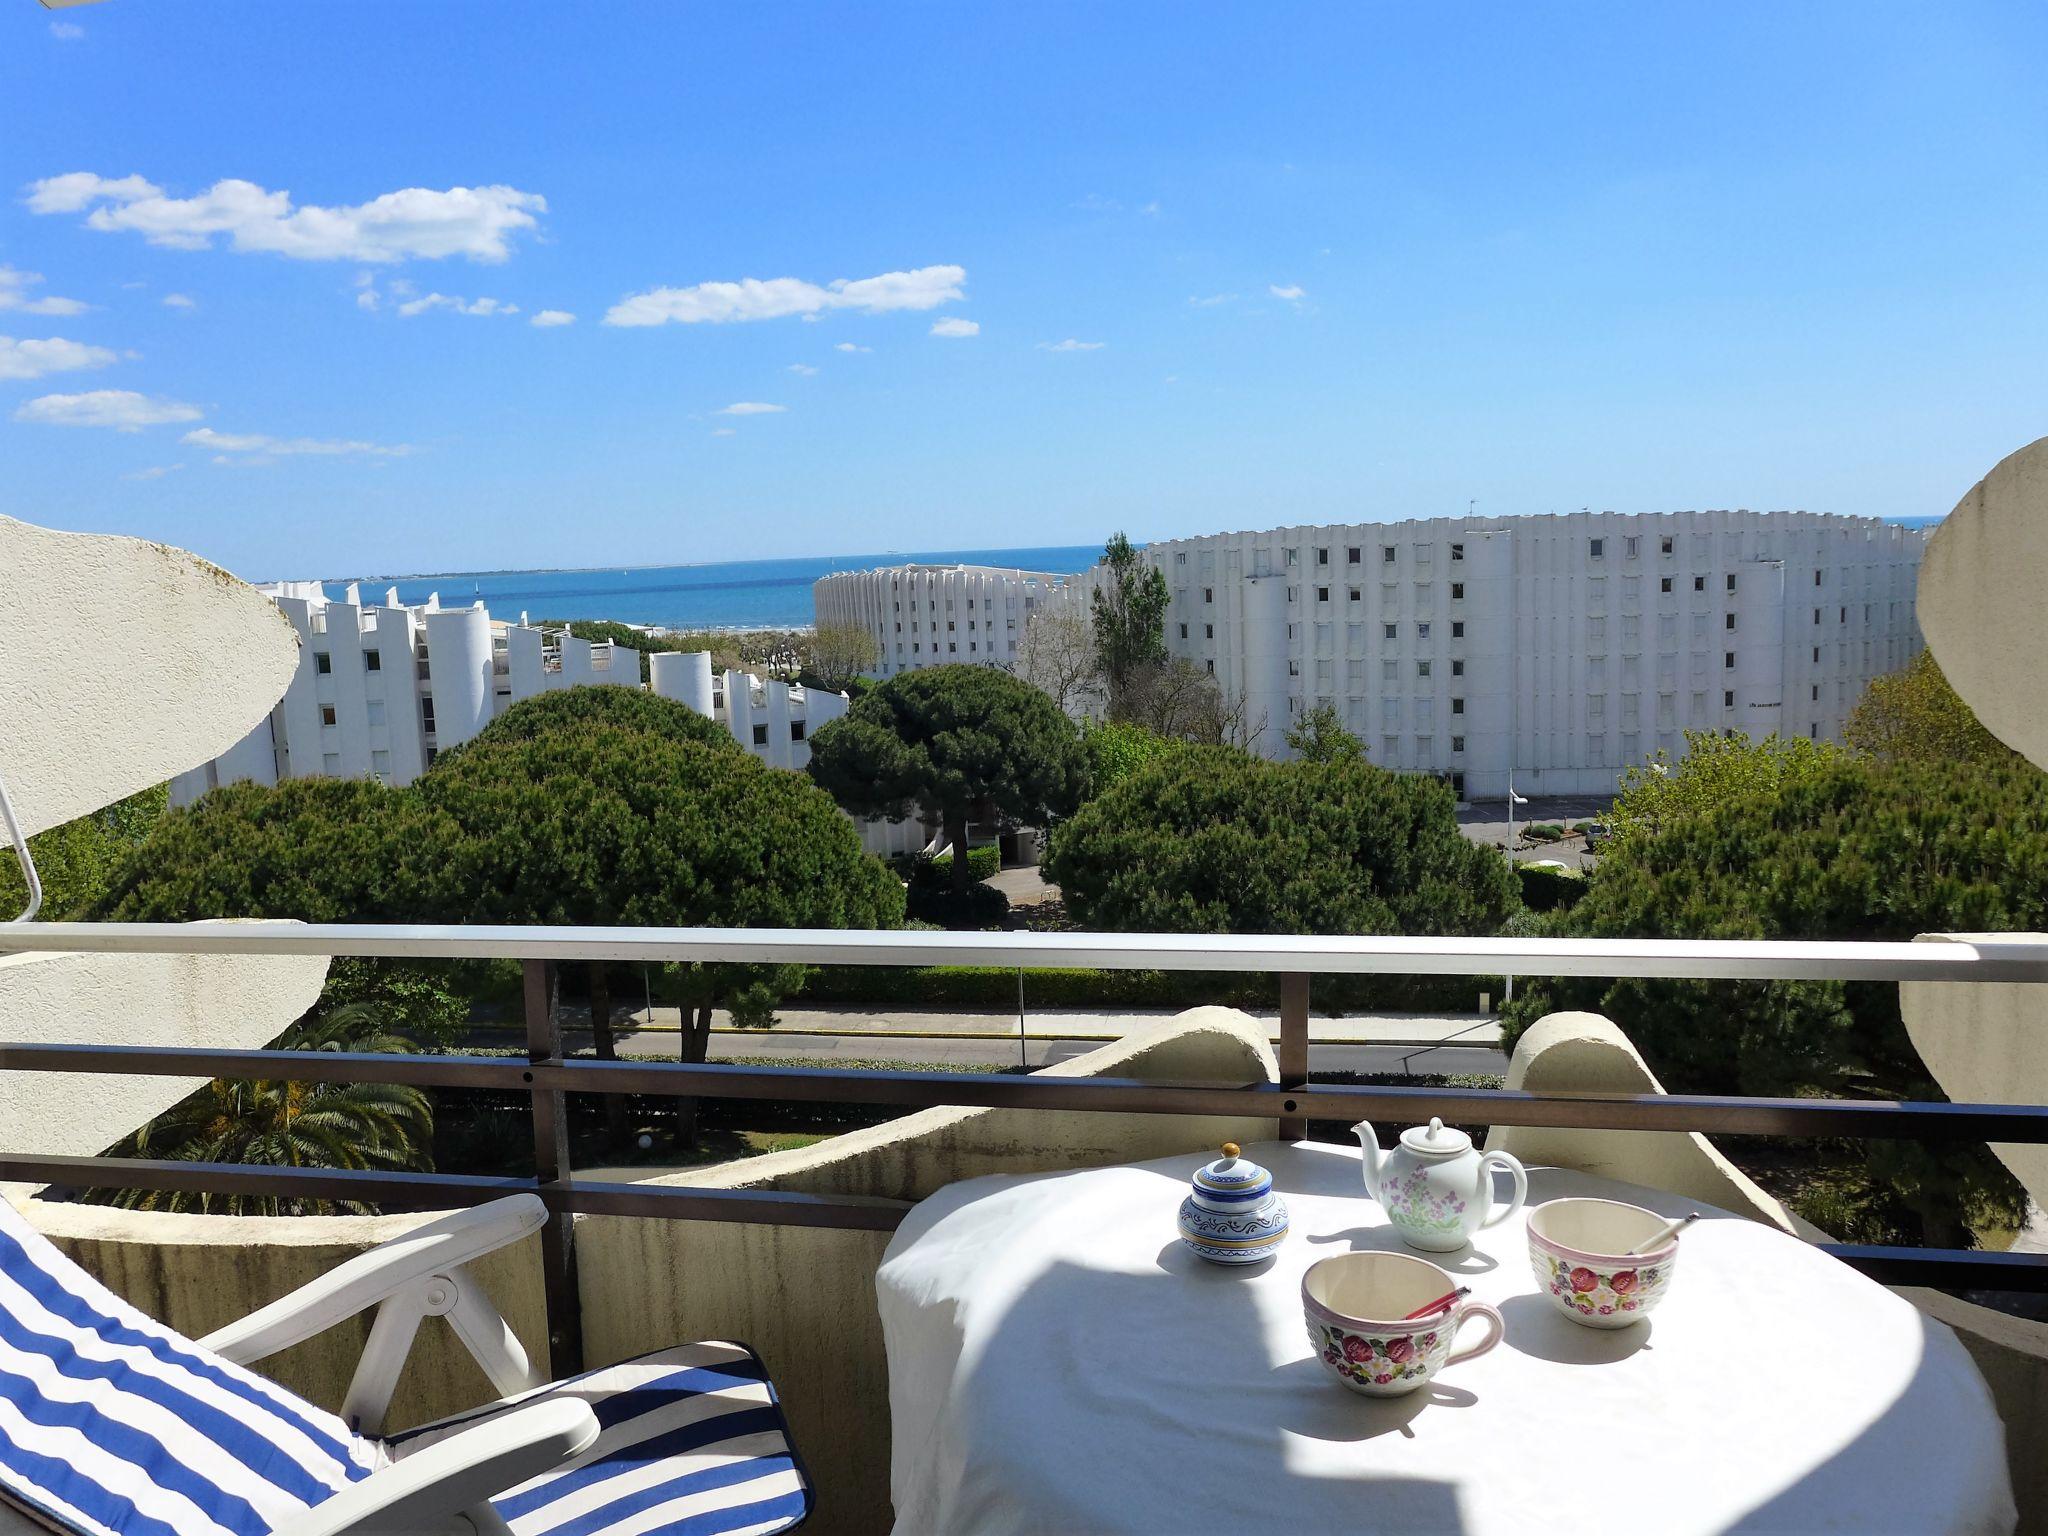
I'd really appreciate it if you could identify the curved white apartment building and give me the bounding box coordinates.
[813,563,1082,678]
[1147,510,1927,797]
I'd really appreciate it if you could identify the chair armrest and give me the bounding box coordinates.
[274,1398,599,1536]
[200,1195,548,1366]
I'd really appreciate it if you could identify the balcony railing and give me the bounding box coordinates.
[6,921,2048,1377]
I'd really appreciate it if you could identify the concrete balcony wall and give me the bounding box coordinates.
[575,1006,1279,1536]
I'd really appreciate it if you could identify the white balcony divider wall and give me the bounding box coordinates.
[1145,510,1926,795]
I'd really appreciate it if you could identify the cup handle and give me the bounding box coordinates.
[1477,1150,1528,1229]
[1445,1300,1504,1367]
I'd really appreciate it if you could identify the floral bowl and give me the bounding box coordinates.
[1300,1250,1503,1398]
[1526,1197,1681,1329]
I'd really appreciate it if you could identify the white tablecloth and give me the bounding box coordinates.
[877,1140,2015,1536]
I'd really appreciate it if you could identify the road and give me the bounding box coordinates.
[1458,793,1612,868]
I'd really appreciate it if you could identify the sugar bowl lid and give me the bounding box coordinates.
[1398,1117,1472,1157]
[1192,1142,1273,1202]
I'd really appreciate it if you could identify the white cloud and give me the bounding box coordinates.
[0,334,117,380]
[1269,283,1307,301]
[182,426,410,457]
[787,363,819,375]
[161,292,197,310]
[49,21,84,40]
[123,463,184,480]
[396,293,517,318]
[14,390,201,430]
[604,264,964,327]
[930,317,979,338]
[26,173,546,263]
[0,266,89,316]
[1038,338,1105,352]
[530,309,575,327]
[711,427,736,437]
[1187,292,1235,308]
[1140,200,1162,216]
[834,342,870,354]
[714,402,786,416]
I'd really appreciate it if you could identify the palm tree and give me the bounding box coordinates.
[88,1004,435,1216]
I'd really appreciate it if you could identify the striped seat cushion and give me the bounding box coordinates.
[0,1197,379,1536]
[384,1341,810,1536]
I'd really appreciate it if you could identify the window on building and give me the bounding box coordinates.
[1204,623,1214,639]
[1840,606,1847,623]
[1349,587,1361,603]
[322,752,341,774]
[1383,623,1397,640]
[1204,587,1214,603]
[1693,575,1706,592]
[1347,546,1361,564]
[752,723,769,746]
[1661,536,1674,556]
[1814,570,1823,587]
[1451,659,1464,676]
[1724,652,1735,669]
[366,699,385,726]
[1285,547,1298,565]
[1417,660,1432,678]
[1727,573,1738,593]
[1660,576,1673,594]
[1383,546,1397,563]
[363,648,381,672]
[948,642,957,653]
[1317,586,1330,603]
[1811,684,1820,701]
[791,720,806,741]
[1178,622,1188,639]
[1450,543,1464,561]
[370,749,391,778]
[1288,659,1300,677]
[1725,613,1736,630]
[1590,538,1604,559]
[421,697,436,731]
[1625,536,1639,559]
[314,651,332,675]
[1417,622,1430,640]
[1724,689,1735,707]
[1451,697,1464,714]
[1451,735,1465,753]
[1205,658,1214,674]
[1451,621,1464,639]
[1450,582,1464,600]
[320,705,337,726]
[1316,547,1329,565]
[1813,646,1821,664]
[947,620,955,631]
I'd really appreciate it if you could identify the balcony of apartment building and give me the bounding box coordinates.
[6,466,2048,1536]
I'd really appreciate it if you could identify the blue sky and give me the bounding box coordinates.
[3,2,2044,579]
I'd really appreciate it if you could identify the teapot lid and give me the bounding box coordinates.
[1192,1143,1272,1201]
[1398,1117,1471,1157]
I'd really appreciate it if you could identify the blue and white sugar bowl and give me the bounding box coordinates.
[1177,1142,1289,1265]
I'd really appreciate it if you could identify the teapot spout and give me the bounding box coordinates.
[1352,1121,1383,1200]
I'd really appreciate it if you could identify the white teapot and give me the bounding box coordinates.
[1354,1117,1527,1252]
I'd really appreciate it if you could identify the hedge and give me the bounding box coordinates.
[798,964,1503,1014]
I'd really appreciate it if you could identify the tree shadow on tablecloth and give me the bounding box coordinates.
[953,1211,1471,1533]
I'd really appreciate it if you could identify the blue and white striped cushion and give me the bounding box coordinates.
[0,1197,379,1536]
[384,1341,811,1536]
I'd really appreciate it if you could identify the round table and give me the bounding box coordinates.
[876,1140,2015,1535]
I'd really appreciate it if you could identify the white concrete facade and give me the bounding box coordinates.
[812,564,1082,679]
[1145,510,1926,796]
[173,584,849,803]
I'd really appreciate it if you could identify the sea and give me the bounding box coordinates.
[340,545,1103,632]
[334,516,1945,633]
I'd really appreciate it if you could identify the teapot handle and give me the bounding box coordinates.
[1476,1150,1528,1229]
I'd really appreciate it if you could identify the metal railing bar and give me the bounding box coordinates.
[0,1154,914,1230]
[6,922,2048,982]
[1821,1244,2048,1293]
[12,1042,2048,1142]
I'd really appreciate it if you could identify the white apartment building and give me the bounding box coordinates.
[171,582,849,805]
[812,563,1082,679]
[1146,510,1927,797]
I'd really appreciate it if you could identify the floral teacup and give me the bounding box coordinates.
[1301,1250,1504,1398]
[1526,1197,1681,1330]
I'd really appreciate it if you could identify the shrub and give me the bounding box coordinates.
[927,843,1001,882]
[1516,862,1585,912]
[1524,821,1564,841]
[906,880,1010,930]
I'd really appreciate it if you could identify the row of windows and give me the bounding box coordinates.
[312,648,382,675]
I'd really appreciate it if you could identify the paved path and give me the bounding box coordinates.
[691,1032,1506,1076]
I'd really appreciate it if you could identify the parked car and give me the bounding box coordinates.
[1579,820,1610,851]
